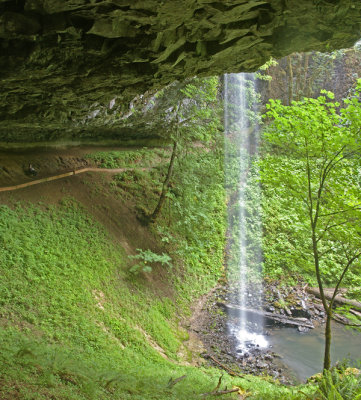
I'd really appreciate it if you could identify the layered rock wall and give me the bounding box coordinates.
[0,0,361,142]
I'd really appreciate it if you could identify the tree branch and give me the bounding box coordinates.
[330,252,361,309]
[319,204,361,218]
[317,218,357,243]
[332,316,361,327]
[167,375,187,389]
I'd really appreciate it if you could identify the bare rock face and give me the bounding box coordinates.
[0,0,361,143]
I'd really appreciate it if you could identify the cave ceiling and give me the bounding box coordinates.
[0,0,361,143]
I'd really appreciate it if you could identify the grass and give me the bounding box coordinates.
[0,147,322,399]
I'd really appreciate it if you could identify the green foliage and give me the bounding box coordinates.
[260,155,315,281]
[137,76,222,146]
[110,142,227,299]
[0,202,192,399]
[85,148,166,168]
[1,72,347,399]
[111,167,163,208]
[128,248,172,273]
[167,146,227,297]
[111,76,227,294]
[177,76,221,142]
[260,82,361,288]
[255,57,278,81]
[315,366,361,400]
[0,132,232,399]
[0,155,324,400]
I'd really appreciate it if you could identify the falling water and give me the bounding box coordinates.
[224,73,267,352]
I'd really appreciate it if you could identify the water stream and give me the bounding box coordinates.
[269,323,361,382]
[224,73,267,352]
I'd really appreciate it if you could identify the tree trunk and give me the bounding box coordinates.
[149,140,177,222]
[294,53,302,100]
[287,55,294,105]
[302,53,310,96]
[323,312,332,370]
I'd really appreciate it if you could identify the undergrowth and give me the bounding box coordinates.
[85,148,168,169]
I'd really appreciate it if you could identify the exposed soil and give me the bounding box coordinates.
[0,146,151,187]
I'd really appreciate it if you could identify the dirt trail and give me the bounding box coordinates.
[0,167,149,193]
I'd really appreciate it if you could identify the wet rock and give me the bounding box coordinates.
[291,307,312,319]
[285,307,292,316]
[297,326,310,333]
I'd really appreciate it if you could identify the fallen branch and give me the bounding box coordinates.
[200,376,243,398]
[213,375,223,392]
[306,287,361,311]
[167,374,187,388]
[220,303,314,329]
[200,388,240,397]
[349,309,361,319]
[298,389,312,398]
[208,355,242,378]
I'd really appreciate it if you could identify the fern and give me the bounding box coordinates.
[316,367,361,400]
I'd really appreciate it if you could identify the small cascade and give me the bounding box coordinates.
[224,73,267,353]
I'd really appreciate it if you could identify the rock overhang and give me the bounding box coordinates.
[0,0,360,143]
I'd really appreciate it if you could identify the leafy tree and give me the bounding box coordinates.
[263,80,361,370]
[146,77,221,222]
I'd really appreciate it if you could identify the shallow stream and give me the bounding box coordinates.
[269,323,361,382]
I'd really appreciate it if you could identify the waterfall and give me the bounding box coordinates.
[224,73,267,353]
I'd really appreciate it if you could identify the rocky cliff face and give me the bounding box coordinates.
[1,0,361,143]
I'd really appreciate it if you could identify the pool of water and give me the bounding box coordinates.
[268,323,361,382]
